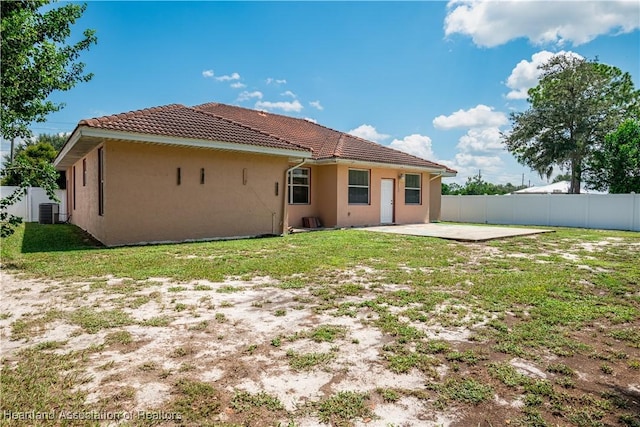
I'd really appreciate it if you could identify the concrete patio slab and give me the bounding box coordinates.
[359,223,553,242]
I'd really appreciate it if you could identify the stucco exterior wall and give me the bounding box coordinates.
[429,175,442,222]
[288,164,338,228]
[334,164,431,227]
[67,145,108,243]
[69,140,289,246]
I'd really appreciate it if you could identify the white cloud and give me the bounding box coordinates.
[453,152,504,171]
[444,0,640,47]
[266,78,287,85]
[215,72,240,82]
[281,90,297,98]
[202,70,242,82]
[347,124,390,143]
[255,100,303,113]
[303,117,318,123]
[505,50,583,99]
[456,128,504,152]
[389,134,434,160]
[433,105,507,130]
[309,100,324,111]
[237,91,263,102]
[230,82,246,89]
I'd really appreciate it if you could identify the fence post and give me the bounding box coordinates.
[633,193,638,231]
[26,187,32,222]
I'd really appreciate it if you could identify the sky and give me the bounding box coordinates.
[4,0,639,185]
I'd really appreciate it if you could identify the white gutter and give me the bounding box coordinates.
[282,159,307,235]
[430,173,442,181]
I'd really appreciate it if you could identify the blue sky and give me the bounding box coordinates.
[5,1,640,185]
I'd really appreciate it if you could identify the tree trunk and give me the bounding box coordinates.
[570,157,581,194]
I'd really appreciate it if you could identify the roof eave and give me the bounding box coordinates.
[310,158,457,176]
[53,126,312,170]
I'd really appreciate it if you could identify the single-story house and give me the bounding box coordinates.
[54,102,456,246]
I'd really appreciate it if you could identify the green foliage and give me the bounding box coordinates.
[1,0,97,141]
[1,141,58,186]
[443,174,525,195]
[585,119,640,193]
[504,54,640,193]
[0,156,59,237]
[552,173,572,183]
[316,391,374,426]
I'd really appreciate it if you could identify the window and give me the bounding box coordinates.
[405,173,421,205]
[72,166,76,210]
[288,168,310,204]
[82,158,87,186]
[98,147,104,216]
[348,169,369,204]
[177,167,181,185]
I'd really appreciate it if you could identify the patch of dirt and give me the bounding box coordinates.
[1,267,639,426]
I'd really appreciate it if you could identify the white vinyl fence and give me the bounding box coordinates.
[0,186,67,223]
[442,193,640,232]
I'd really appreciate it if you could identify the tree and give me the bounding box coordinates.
[442,175,525,195]
[585,119,640,193]
[2,133,68,188]
[552,173,571,183]
[1,140,58,186]
[503,54,640,194]
[0,158,59,237]
[1,0,96,157]
[0,1,94,236]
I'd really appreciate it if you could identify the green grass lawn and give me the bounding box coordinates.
[1,223,639,426]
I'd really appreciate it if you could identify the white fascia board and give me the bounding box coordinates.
[312,158,456,176]
[53,127,82,168]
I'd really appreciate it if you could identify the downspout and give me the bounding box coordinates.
[282,159,307,235]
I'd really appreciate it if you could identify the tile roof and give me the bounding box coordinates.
[66,102,455,173]
[194,103,456,173]
[77,104,309,153]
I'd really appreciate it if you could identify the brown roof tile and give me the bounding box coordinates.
[77,104,309,153]
[194,103,456,173]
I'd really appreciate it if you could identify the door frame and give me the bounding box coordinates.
[380,178,395,224]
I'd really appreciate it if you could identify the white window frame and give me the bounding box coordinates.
[348,169,370,205]
[405,173,421,205]
[288,167,310,204]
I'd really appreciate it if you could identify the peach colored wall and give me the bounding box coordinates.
[429,175,442,221]
[288,164,338,228]
[67,145,107,243]
[334,165,431,227]
[70,140,289,246]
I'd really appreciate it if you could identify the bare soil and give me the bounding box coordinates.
[1,264,639,426]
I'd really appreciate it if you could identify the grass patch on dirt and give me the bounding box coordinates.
[1,348,91,421]
[315,391,375,426]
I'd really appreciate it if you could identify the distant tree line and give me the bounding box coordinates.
[442,174,526,195]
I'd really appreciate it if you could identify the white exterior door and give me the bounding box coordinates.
[380,179,394,224]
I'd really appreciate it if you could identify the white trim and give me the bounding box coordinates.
[54,128,82,167]
[313,158,456,176]
[54,126,312,168]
